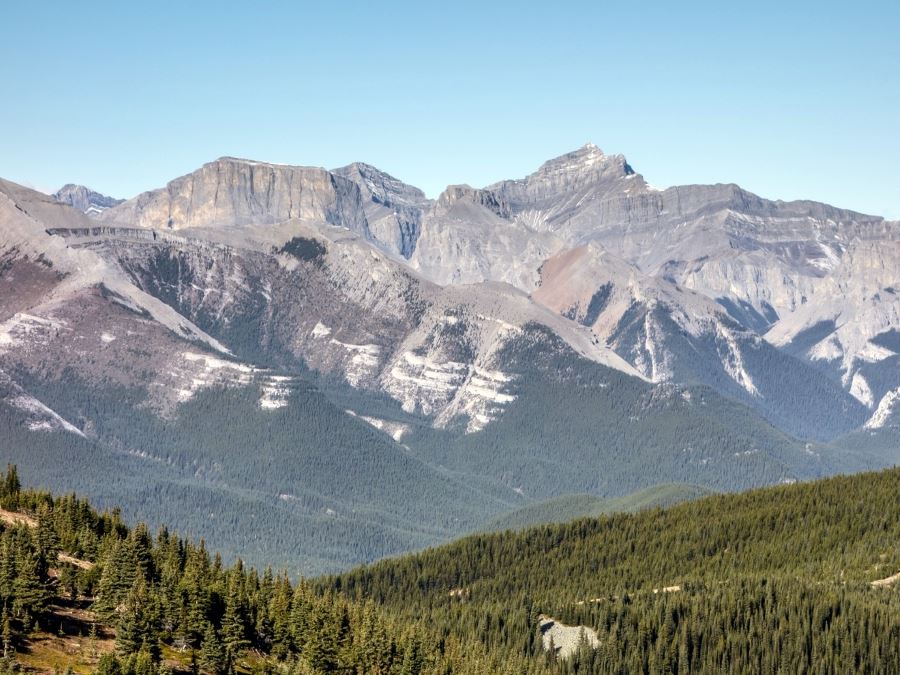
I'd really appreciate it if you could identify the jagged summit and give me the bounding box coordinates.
[527,143,635,181]
[333,162,427,209]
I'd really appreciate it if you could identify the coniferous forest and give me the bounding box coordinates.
[0,464,897,674]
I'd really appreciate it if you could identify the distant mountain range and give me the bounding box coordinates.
[0,146,897,573]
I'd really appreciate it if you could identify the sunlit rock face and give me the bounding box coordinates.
[102,157,370,237]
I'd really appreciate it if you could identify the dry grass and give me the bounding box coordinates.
[15,602,114,674]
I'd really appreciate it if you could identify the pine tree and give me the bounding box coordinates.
[399,631,424,675]
[305,603,338,673]
[1,615,11,659]
[0,537,15,609]
[1,466,20,509]
[34,503,60,574]
[290,584,313,655]
[95,653,123,675]
[268,574,293,658]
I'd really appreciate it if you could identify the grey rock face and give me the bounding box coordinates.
[333,162,430,258]
[53,184,123,216]
[102,157,371,238]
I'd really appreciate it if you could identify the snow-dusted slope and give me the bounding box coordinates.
[58,210,639,432]
[0,179,248,414]
[532,243,867,438]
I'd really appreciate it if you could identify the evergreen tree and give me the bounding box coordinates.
[12,549,48,630]
[220,571,250,664]
[95,653,123,675]
[115,576,160,662]
[95,539,139,621]
[34,503,60,574]
[0,466,20,510]
[199,622,226,675]
[304,603,338,673]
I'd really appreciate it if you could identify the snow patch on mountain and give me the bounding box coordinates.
[0,313,69,352]
[539,615,600,660]
[169,352,295,411]
[633,313,673,382]
[345,411,411,441]
[382,351,517,432]
[259,375,293,410]
[311,322,332,338]
[385,352,469,415]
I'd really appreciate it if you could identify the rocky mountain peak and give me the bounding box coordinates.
[53,184,123,217]
[532,143,635,181]
[486,144,639,212]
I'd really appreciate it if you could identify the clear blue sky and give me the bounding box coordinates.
[2,1,898,217]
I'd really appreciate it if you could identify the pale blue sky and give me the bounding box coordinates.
[2,1,898,217]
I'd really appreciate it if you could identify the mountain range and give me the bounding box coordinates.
[1,145,898,574]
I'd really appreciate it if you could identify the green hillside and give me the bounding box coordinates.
[331,467,900,674]
[481,483,715,532]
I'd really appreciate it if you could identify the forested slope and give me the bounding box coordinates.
[0,465,897,673]
[331,467,900,674]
